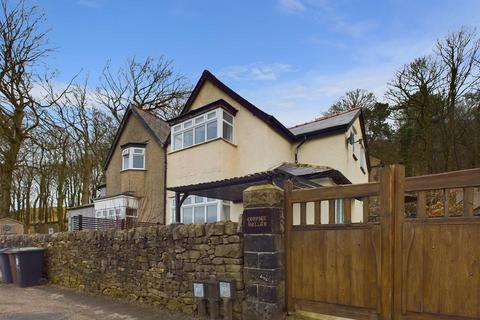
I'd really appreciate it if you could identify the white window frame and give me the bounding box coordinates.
[171,196,231,224]
[171,108,234,152]
[360,145,366,173]
[351,131,358,161]
[122,147,146,171]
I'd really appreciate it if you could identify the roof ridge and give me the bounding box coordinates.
[131,105,165,122]
[289,107,361,129]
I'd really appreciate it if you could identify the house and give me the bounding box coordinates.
[67,107,170,229]
[0,218,24,235]
[67,70,369,228]
[165,70,369,225]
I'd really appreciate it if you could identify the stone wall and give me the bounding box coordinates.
[0,222,244,318]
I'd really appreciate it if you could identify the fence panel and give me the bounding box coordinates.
[286,166,480,320]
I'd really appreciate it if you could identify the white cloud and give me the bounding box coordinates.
[219,63,295,81]
[234,36,435,127]
[277,0,374,38]
[278,0,306,14]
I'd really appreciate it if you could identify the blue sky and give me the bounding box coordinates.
[38,0,480,126]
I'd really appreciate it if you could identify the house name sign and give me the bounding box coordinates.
[243,208,277,234]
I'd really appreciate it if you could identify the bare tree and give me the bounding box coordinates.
[95,56,191,122]
[0,0,67,218]
[54,79,115,205]
[325,89,377,115]
[435,27,480,170]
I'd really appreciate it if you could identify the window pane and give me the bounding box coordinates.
[223,123,233,142]
[194,206,205,223]
[207,198,216,203]
[207,205,217,222]
[174,133,182,150]
[195,196,204,203]
[184,120,193,128]
[223,205,231,221]
[173,125,181,132]
[184,129,193,147]
[207,111,216,119]
[183,207,193,224]
[195,116,204,124]
[122,154,129,169]
[183,196,192,205]
[132,154,144,168]
[109,209,115,217]
[207,121,217,140]
[133,148,144,154]
[195,125,205,144]
[223,111,233,124]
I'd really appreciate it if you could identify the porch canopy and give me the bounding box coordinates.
[167,163,350,223]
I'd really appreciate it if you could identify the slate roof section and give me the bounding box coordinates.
[103,106,170,170]
[275,162,351,184]
[289,108,361,137]
[133,107,171,146]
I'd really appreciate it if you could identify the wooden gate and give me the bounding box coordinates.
[285,165,480,320]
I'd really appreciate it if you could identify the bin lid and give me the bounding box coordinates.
[8,247,45,253]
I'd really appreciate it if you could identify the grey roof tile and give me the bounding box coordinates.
[289,108,360,136]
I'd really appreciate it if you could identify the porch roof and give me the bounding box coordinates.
[167,163,350,202]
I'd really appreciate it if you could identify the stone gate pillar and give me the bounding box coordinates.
[242,184,286,320]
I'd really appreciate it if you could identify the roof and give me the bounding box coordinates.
[66,203,94,210]
[181,70,365,143]
[169,99,238,125]
[181,70,296,141]
[167,162,350,202]
[103,106,170,170]
[275,163,351,184]
[289,108,361,137]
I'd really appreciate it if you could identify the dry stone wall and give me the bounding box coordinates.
[0,222,244,318]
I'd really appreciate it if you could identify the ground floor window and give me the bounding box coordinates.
[171,196,231,224]
[95,208,130,220]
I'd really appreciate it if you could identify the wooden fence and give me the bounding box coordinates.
[285,165,480,320]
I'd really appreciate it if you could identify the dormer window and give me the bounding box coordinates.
[172,108,234,151]
[122,147,145,170]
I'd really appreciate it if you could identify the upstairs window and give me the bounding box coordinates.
[122,147,145,170]
[172,108,234,151]
[350,131,358,161]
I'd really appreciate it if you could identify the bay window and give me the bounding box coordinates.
[172,108,234,151]
[171,196,231,224]
[122,147,145,170]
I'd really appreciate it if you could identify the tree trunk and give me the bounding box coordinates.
[81,156,92,205]
[0,141,22,218]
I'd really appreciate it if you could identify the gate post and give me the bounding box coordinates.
[242,184,286,320]
[379,165,396,320]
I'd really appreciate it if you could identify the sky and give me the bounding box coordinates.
[36,0,480,126]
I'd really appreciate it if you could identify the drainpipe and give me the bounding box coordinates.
[295,135,307,164]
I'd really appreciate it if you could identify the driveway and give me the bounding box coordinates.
[0,284,198,320]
